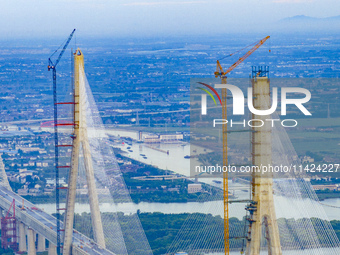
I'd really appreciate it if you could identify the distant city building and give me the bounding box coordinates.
[144,134,183,143]
[17,188,28,196]
[16,146,41,153]
[188,183,202,193]
[302,156,314,163]
[76,188,110,195]
[313,184,339,191]
[168,187,180,192]
[144,135,160,143]
[160,134,183,142]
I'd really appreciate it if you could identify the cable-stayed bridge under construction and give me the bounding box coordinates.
[0,46,339,255]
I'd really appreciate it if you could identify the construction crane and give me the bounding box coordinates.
[1,199,17,251]
[214,36,270,255]
[215,36,270,78]
[20,199,25,210]
[48,29,76,71]
[48,29,75,255]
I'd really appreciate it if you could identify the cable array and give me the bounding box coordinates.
[168,88,340,254]
[71,65,153,255]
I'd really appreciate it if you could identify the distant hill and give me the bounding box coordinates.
[280,15,340,22]
[277,15,340,32]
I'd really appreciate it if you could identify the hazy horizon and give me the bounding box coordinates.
[0,0,340,39]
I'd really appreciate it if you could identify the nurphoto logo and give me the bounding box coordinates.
[198,82,312,128]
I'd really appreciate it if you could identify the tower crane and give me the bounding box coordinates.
[215,36,270,255]
[48,29,75,255]
[215,36,270,78]
[48,29,76,72]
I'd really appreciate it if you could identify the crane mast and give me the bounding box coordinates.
[214,36,270,255]
[48,29,75,255]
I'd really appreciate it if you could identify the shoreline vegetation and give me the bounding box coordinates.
[17,161,340,205]
[1,211,340,255]
[56,212,340,255]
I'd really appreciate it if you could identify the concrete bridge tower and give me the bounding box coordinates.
[62,49,106,255]
[246,66,282,255]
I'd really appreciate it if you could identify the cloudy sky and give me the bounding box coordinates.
[0,0,339,38]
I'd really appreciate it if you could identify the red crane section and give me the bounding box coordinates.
[1,199,18,251]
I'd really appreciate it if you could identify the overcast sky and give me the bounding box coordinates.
[0,0,339,38]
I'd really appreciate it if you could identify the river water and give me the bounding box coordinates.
[105,128,201,176]
[35,190,340,221]
[36,129,340,221]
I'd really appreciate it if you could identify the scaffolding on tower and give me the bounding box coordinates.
[1,199,18,251]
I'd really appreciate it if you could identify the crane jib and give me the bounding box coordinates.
[217,36,270,77]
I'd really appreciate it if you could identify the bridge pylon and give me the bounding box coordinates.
[245,67,282,255]
[0,154,12,191]
[62,49,106,255]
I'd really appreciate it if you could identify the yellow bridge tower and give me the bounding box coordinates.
[62,49,106,255]
[246,67,282,255]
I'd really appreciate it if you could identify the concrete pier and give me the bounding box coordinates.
[19,222,27,252]
[27,228,36,255]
